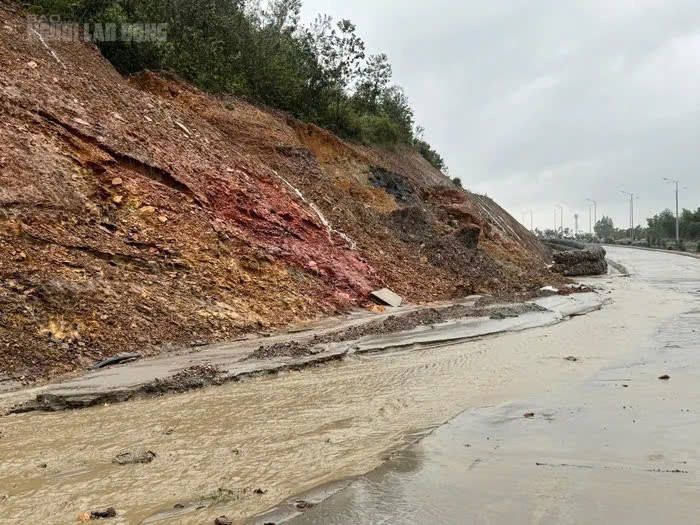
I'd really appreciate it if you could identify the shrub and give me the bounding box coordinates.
[356,114,402,147]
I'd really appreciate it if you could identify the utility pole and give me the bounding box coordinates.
[555,205,563,237]
[621,191,635,241]
[586,199,597,235]
[523,209,533,232]
[574,214,579,236]
[663,178,680,246]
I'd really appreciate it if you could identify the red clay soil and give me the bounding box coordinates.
[0,3,562,379]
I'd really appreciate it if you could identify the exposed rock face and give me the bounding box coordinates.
[552,246,608,276]
[0,3,564,378]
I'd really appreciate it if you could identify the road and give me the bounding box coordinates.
[288,246,700,525]
[0,247,696,524]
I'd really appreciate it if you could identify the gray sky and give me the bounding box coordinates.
[301,0,700,232]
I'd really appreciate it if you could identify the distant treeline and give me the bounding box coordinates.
[27,0,447,171]
[646,208,700,242]
[537,208,700,251]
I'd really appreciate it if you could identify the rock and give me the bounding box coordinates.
[27,60,37,69]
[565,356,579,362]
[370,288,403,308]
[214,516,232,525]
[112,450,156,465]
[295,500,315,511]
[111,177,123,186]
[91,507,117,519]
[158,215,168,223]
[659,374,670,381]
[89,353,142,370]
[112,195,123,204]
[140,205,157,214]
[253,488,266,495]
[524,412,535,418]
[78,512,91,522]
[175,121,192,136]
[37,463,47,469]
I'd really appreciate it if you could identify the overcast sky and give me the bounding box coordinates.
[301,0,700,232]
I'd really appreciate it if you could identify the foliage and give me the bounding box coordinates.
[647,207,700,242]
[594,216,615,240]
[452,177,462,188]
[27,0,447,170]
[413,126,447,171]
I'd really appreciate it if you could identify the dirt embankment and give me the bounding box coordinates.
[0,3,562,379]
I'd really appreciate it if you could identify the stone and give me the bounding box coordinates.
[214,517,232,525]
[91,507,117,519]
[112,450,156,465]
[370,288,403,308]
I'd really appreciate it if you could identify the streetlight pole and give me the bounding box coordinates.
[586,199,597,235]
[522,209,534,232]
[663,178,680,245]
[621,191,635,241]
[555,205,563,237]
[560,206,564,236]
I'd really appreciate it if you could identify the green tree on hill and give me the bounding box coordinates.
[27,0,447,172]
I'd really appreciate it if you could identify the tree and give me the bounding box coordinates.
[313,17,365,128]
[26,0,447,160]
[595,216,614,240]
[354,53,392,111]
[647,209,676,240]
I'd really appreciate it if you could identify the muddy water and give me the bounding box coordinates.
[0,249,694,525]
[290,247,700,525]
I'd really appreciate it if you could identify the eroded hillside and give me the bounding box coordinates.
[0,3,557,378]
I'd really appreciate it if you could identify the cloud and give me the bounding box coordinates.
[300,0,700,230]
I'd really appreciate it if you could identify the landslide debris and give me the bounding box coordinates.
[551,246,608,276]
[246,302,549,360]
[0,3,564,380]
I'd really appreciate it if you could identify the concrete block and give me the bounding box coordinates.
[370,288,403,307]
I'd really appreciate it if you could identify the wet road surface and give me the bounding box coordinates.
[289,247,700,525]
[0,247,694,524]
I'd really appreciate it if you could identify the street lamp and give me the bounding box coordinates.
[555,205,564,237]
[586,199,597,236]
[662,178,680,246]
[620,191,636,241]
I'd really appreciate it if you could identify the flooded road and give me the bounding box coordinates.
[0,248,695,524]
[290,247,700,525]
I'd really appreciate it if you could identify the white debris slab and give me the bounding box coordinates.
[370,288,403,307]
